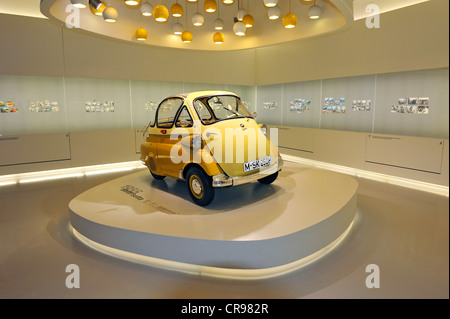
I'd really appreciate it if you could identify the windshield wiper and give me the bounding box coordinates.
[222,105,241,117]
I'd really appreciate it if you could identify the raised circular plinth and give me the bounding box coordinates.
[69,161,358,278]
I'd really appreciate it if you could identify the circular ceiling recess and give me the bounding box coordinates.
[41,0,353,51]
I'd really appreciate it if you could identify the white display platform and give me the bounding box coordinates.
[69,161,358,278]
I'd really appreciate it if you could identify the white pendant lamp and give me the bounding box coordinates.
[263,0,278,8]
[221,0,234,4]
[267,6,280,20]
[103,5,118,22]
[214,18,224,30]
[236,8,247,21]
[172,22,183,35]
[192,13,204,26]
[140,2,153,16]
[71,0,88,8]
[192,1,204,26]
[233,21,246,36]
[308,4,322,19]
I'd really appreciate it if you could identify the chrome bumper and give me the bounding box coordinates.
[212,156,284,188]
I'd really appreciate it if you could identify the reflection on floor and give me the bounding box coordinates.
[0,162,448,299]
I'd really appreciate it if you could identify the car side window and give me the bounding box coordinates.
[194,99,213,122]
[157,98,183,128]
[175,106,193,128]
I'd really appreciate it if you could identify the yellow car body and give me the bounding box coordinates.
[140,91,283,206]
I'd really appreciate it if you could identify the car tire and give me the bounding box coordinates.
[257,171,279,185]
[150,170,166,180]
[186,167,215,206]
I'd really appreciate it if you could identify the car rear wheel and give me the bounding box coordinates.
[186,167,215,206]
[257,171,279,185]
[150,170,166,180]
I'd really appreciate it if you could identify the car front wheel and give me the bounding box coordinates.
[257,171,279,185]
[186,167,215,206]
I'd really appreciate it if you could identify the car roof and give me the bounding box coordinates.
[170,91,239,101]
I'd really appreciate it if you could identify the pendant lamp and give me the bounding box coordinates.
[71,0,88,8]
[267,6,280,20]
[135,27,148,41]
[125,0,140,5]
[204,0,217,13]
[214,18,224,30]
[263,0,278,8]
[309,4,322,19]
[103,5,118,22]
[141,2,153,16]
[89,1,106,15]
[153,4,169,22]
[213,32,224,44]
[233,21,246,36]
[181,31,193,43]
[171,3,183,17]
[242,14,254,28]
[283,0,297,29]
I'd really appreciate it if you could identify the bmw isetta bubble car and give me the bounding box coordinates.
[140,91,283,206]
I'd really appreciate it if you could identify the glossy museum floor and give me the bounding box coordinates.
[0,161,448,299]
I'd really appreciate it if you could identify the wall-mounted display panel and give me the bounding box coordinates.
[282,80,322,129]
[256,84,283,126]
[65,77,132,132]
[226,85,256,115]
[254,68,448,139]
[374,68,449,138]
[0,75,67,136]
[320,75,376,133]
[130,80,184,130]
[0,74,258,136]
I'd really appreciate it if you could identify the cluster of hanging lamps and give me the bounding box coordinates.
[82,0,322,45]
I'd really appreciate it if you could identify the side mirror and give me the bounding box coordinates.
[251,111,257,118]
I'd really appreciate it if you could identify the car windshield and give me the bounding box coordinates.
[193,95,251,125]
